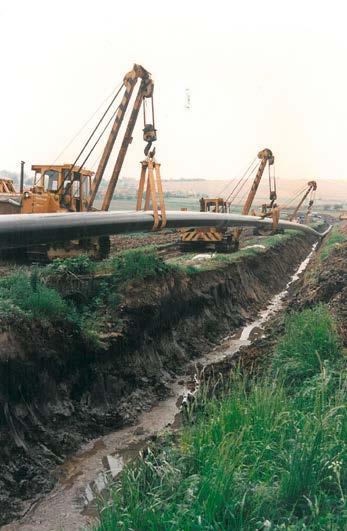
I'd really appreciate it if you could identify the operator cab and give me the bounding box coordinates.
[31,164,94,212]
[199,197,231,213]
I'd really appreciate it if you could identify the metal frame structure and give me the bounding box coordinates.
[136,157,166,230]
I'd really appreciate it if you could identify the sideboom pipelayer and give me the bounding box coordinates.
[180,148,279,251]
[0,64,166,260]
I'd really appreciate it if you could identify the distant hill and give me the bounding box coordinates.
[1,169,345,206]
[161,178,347,205]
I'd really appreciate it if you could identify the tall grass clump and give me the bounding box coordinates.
[103,247,172,283]
[44,255,95,277]
[272,305,341,384]
[320,227,346,260]
[0,270,69,320]
[93,305,346,530]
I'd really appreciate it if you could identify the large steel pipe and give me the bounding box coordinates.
[0,210,329,250]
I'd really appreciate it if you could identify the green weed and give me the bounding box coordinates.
[272,305,342,385]
[102,246,172,283]
[320,227,346,260]
[44,255,95,276]
[92,306,347,530]
[0,271,69,320]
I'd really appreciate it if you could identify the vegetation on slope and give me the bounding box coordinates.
[0,230,308,336]
[0,248,175,333]
[0,270,70,323]
[320,226,347,261]
[93,305,347,530]
[168,229,302,270]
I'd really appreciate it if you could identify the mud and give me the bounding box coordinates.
[0,232,316,527]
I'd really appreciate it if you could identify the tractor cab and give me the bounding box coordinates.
[199,197,231,213]
[31,164,94,212]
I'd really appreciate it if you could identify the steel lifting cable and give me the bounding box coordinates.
[226,159,259,204]
[76,105,121,171]
[218,156,257,197]
[89,95,134,172]
[268,161,277,195]
[57,83,125,193]
[227,163,259,207]
[90,93,138,175]
[72,83,143,197]
[225,160,257,203]
[70,105,122,198]
[238,184,253,209]
[281,192,304,209]
[226,163,258,205]
[308,187,316,206]
[281,185,309,209]
[53,82,124,164]
[225,157,258,200]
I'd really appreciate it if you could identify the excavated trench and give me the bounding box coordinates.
[0,232,317,529]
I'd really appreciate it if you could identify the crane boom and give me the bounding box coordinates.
[233,148,275,240]
[101,75,153,210]
[87,64,154,210]
[241,148,274,215]
[180,148,276,252]
[289,181,317,221]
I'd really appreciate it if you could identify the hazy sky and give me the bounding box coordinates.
[1,0,347,183]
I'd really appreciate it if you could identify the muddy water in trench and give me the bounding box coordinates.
[2,243,317,531]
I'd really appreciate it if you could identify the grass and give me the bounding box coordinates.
[0,248,186,336]
[0,229,316,335]
[101,246,173,281]
[0,270,70,323]
[41,248,178,336]
[320,227,346,260]
[272,305,342,384]
[92,305,347,530]
[169,230,301,272]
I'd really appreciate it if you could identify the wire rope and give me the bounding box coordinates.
[53,82,123,164]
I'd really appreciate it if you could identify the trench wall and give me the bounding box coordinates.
[0,233,315,524]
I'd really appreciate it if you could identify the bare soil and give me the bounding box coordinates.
[109,229,178,254]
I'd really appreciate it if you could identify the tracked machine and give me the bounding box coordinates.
[236,148,280,237]
[1,64,166,261]
[180,148,277,251]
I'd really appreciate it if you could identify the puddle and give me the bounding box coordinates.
[243,244,266,250]
[3,242,317,531]
[240,241,317,341]
[191,253,216,261]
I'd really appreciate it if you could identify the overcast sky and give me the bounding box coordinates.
[1,0,347,183]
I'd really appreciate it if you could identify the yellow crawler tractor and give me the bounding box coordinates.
[180,148,277,251]
[180,197,238,252]
[0,164,110,260]
[0,64,166,261]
